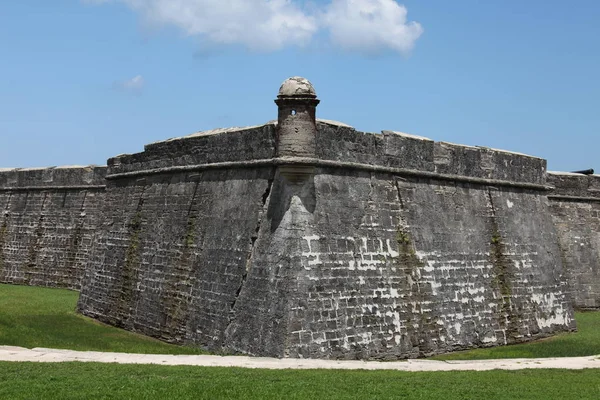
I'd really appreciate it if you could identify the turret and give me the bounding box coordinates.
[275,77,320,182]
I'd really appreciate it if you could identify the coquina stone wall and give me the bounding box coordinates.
[548,172,600,310]
[223,126,575,359]
[2,77,588,359]
[77,124,277,343]
[0,166,106,290]
[75,76,576,359]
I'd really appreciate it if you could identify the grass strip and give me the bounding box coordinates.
[1,362,600,400]
[3,283,600,360]
[0,284,204,355]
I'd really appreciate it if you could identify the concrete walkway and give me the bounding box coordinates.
[1,346,599,371]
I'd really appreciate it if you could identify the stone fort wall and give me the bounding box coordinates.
[77,124,277,343]
[74,111,576,359]
[0,166,106,290]
[548,172,600,310]
[2,77,594,359]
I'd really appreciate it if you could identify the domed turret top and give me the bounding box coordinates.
[278,76,317,98]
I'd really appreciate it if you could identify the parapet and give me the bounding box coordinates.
[315,122,434,171]
[0,165,107,189]
[107,123,276,177]
[547,171,600,200]
[433,142,546,185]
[315,121,546,187]
[99,76,549,190]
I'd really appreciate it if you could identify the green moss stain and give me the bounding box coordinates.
[184,217,196,248]
[24,193,48,286]
[0,218,7,271]
[165,213,197,338]
[0,193,10,273]
[395,223,440,356]
[163,183,202,341]
[487,191,520,343]
[64,222,84,283]
[396,228,412,246]
[393,181,443,356]
[117,199,144,328]
[491,232,501,245]
[490,223,511,298]
[64,192,88,288]
[123,211,142,288]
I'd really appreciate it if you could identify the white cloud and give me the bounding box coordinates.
[85,0,423,55]
[115,75,145,94]
[322,0,423,54]
[106,0,317,52]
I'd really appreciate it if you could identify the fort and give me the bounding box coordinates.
[0,77,598,360]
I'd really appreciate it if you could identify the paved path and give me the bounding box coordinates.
[1,346,599,371]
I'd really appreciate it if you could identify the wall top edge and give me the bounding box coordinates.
[144,122,277,148]
[0,165,107,188]
[382,130,432,142]
[101,117,548,185]
[109,116,545,165]
[142,118,355,149]
[0,165,107,172]
[548,171,599,177]
[317,119,355,129]
[436,141,544,161]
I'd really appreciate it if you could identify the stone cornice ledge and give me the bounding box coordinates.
[106,157,551,191]
[0,185,106,192]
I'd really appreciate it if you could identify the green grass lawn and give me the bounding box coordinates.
[2,284,600,399]
[2,283,600,360]
[0,283,205,355]
[1,362,600,400]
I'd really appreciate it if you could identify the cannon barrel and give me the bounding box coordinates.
[571,168,594,175]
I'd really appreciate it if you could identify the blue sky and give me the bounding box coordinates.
[1,0,598,171]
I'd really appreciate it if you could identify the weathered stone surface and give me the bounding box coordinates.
[0,166,106,290]
[1,77,588,360]
[548,172,600,309]
[74,73,576,359]
[224,171,574,359]
[315,124,435,171]
[109,124,277,175]
[433,142,546,185]
[77,167,274,347]
[278,76,317,97]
